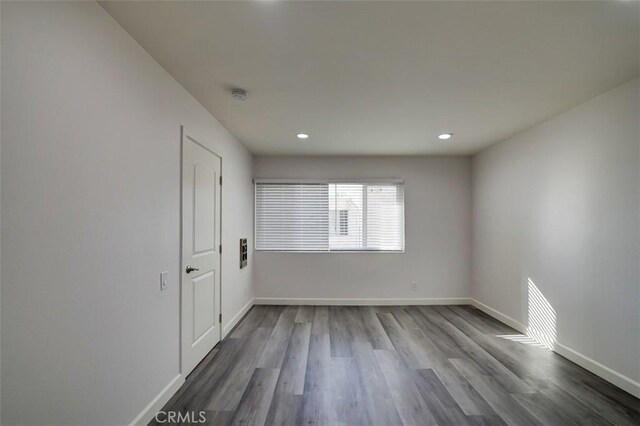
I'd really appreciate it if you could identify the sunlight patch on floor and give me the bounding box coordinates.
[495,334,549,348]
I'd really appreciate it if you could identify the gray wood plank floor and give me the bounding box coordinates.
[152,305,640,425]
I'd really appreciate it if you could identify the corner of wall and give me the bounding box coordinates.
[468,154,478,300]
[468,78,640,398]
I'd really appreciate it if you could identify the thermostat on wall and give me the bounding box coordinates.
[240,238,248,269]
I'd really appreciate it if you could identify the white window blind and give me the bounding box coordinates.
[255,180,404,252]
[255,183,329,251]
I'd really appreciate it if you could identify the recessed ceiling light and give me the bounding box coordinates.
[438,132,453,140]
[297,133,309,140]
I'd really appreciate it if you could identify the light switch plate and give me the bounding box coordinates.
[160,271,169,291]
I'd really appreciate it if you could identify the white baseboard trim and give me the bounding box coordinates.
[223,298,255,337]
[470,298,526,333]
[130,298,257,425]
[469,298,640,398]
[129,373,184,426]
[254,297,471,306]
[554,342,640,398]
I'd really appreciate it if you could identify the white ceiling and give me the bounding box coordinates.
[100,1,639,156]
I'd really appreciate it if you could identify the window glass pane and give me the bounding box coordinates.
[329,183,364,250]
[366,184,404,251]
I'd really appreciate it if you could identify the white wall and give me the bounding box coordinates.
[253,156,472,301]
[1,2,254,425]
[472,78,639,387]
[2,2,637,422]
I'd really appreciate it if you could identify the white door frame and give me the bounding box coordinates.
[180,125,223,376]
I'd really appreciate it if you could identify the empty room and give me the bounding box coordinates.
[1,1,639,425]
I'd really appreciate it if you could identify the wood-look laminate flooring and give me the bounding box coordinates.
[153,305,639,425]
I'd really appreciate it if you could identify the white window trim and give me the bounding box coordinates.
[254,178,404,184]
[253,178,405,253]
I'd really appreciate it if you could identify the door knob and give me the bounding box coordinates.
[186,265,199,274]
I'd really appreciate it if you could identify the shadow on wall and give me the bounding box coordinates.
[497,278,557,350]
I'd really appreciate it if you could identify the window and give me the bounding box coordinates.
[338,210,349,235]
[255,180,404,252]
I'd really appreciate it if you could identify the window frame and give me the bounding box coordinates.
[254,178,405,253]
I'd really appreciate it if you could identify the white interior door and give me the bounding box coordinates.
[181,131,222,376]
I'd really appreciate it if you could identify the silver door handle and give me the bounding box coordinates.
[186,265,199,274]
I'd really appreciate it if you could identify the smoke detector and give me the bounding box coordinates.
[231,88,249,101]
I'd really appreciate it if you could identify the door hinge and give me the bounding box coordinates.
[219,314,222,323]
[219,176,222,185]
[219,244,222,254]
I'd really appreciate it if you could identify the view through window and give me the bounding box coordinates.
[255,181,404,251]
